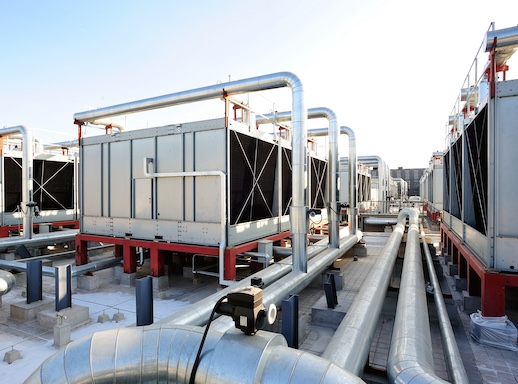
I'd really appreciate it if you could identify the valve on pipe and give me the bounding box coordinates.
[216,285,277,335]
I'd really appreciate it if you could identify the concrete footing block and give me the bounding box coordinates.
[455,275,467,292]
[54,323,71,348]
[10,297,54,321]
[462,290,481,313]
[152,276,169,292]
[3,348,22,364]
[37,305,90,329]
[448,262,458,276]
[120,272,138,286]
[77,274,101,291]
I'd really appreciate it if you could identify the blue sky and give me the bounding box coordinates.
[2,0,518,168]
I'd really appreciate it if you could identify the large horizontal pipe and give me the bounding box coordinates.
[74,71,309,274]
[26,325,365,384]
[0,230,78,252]
[387,219,449,383]
[0,257,121,278]
[321,208,419,376]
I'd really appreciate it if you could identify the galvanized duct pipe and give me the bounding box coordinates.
[0,125,34,239]
[0,257,121,278]
[420,225,469,384]
[387,218,449,383]
[0,230,78,252]
[321,208,419,376]
[0,270,15,296]
[25,325,364,384]
[74,71,308,273]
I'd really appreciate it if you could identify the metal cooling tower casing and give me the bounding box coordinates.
[80,118,327,247]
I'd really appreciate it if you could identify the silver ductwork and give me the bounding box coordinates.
[0,125,34,239]
[388,218,450,383]
[322,208,418,376]
[25,325,365,384]
[74,71,308,273]
[89,118,125,131]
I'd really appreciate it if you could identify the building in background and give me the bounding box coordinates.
[390,167,424,197]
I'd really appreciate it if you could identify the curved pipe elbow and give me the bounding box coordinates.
[397,207,420,226]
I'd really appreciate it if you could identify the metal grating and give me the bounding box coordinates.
[230,131,278,224]
[3,158,74,212]
[464,106,488,234]
[309,157,327,209]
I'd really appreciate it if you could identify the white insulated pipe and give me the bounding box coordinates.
[25,325,364,384]
[387,217,449,383]
[74,71,309,273]
[0,126,34,239]
[321,208,419,376]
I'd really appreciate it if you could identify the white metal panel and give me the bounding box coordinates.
[432,166,443,210]
[134,179,152,219]
[156,135,183,220]
[102,144,109,216]
[464,223,488,266]
[184,132,194,222]
[495,80,518,237]
[82,216,113,236]
[495,237,518,271]
[109,141,131,218]
[228,217,286,246]
[132,137,155,179]
[112,217,132,237]
[82,145,102,217]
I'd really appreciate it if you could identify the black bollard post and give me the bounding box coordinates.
[136,276,153,326]
[55,265,72,311]
[281,294,299,348]
[27,260,43,304]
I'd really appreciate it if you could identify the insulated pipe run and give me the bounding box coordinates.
[25,325,365,384]
[0,126,34,239]
[387,219,449,383]
[74,71,308,273]
[321,208,419,376]
[420,224,469,384]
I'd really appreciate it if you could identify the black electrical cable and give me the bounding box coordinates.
[189,295,228,384]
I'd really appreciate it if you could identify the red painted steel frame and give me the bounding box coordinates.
[441,223,518,316]
[75,231,291,281]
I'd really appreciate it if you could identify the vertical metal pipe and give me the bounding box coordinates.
[341,126,357,235]
[73,72,308,274]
